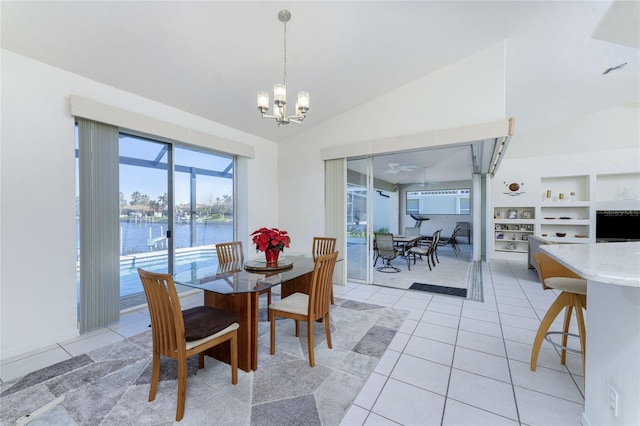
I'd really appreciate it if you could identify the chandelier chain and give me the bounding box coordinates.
[283,19,287,87]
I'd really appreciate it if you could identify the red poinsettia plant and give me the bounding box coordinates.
[250,227,291,252]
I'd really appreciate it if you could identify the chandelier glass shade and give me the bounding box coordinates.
[257,10,309,126]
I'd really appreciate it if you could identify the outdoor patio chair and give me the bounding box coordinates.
[374,233,401,273]
[409,229,441,271]
[437,224,462,256]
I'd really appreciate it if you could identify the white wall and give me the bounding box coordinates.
[490,104,640,258]
[372,190,393,234]
[0,50,278,359]
[399,180,473,240]
[583,279,640,426]
[506,104,640,159]
[278,42,507,254]
[491,107,640,424]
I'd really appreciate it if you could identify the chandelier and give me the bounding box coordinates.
[257,10,309,126]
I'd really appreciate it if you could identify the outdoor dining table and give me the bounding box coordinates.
[393,234,421,255]
[173,254,319,372]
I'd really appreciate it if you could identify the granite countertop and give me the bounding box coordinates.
[541,242,640,287]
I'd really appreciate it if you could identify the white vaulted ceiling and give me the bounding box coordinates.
[2,1,638,183]
[2,1,637,143]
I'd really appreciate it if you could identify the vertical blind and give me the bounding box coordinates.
[77,118,120,332]
[324,158,346,285]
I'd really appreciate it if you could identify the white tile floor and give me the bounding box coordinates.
[1,257,585,425]
[338,258,585,426]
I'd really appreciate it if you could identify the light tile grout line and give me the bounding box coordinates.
[489,259,523,425]
[504,258,586,400]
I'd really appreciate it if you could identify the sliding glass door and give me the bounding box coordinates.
[76,128,237,313]
[346,158,373,283]
[118,134,171,307]
[173,146,234,252]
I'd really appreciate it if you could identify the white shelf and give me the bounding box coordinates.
[541,219,590,225]
[541,201,590,207]
[539,236,591,244]
[495,248,528,253]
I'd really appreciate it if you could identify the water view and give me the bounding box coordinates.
[77,220,235,299]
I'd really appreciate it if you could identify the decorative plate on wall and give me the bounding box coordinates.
[503,181,526,196]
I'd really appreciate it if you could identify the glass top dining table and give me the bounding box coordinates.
[173,254,316,295]
[172,253,321,372]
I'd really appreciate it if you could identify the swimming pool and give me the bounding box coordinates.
[77,246,219,299]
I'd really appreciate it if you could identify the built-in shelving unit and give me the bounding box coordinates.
[540,175,591,243]
[492,173,640,258]
[493,206,535,253]
[595,172,640,211]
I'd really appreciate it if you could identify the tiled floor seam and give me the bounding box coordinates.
[487,260,523,425]
[440,297,462,426]
[506,259,586,400]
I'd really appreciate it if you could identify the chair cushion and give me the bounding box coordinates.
[269,292,309,316]
[409,246,428,255]
[182,306,239,341]
[544,277,587,295]
[185,322,239,351]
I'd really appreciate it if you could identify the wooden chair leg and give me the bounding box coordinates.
[198,353,205,369]
[531,292,571,371]
[176,357,187,421]
[230,332,238,384]
[295,320,300,337]
[560,304,574,365]
[308,320,315,367]
[330,286,335,305]
[270,310,276,355]
[324,313,332,349]
[149,352,160,401]
[266,290,272,307]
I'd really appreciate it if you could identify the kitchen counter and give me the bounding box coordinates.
[541,242,640,426]
[541,241,640,287]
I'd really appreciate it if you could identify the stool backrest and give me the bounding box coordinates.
[533,252,583,290]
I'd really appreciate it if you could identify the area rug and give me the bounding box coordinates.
[0,299,407,426]
[409,282,468,298]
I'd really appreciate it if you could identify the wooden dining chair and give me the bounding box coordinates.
[531,253,587,376]
[269,251,338,367]
[137,268,239,421]
[312,236,337,304]
[216,241,244,263]
[216,241,271,305]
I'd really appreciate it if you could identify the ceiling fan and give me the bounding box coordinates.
[384,162,417,174]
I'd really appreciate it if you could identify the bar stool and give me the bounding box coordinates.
[531,252,587,375]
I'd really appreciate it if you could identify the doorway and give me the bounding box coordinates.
[345,149,475,290]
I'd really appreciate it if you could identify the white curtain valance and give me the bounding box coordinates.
[320,118,513,161]
[70,95,255,158]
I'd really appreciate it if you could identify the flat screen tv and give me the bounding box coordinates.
[596,210,640,242]
[406,189,470,215]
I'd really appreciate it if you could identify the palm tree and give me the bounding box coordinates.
[157,193,168,216]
